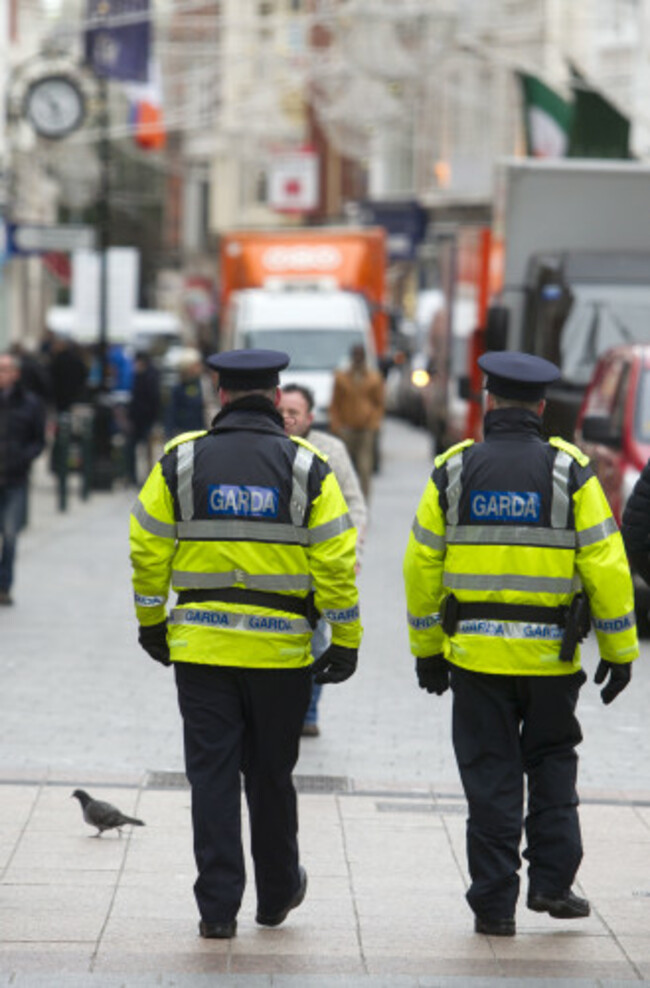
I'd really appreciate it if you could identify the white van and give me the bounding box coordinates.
[222,287,376,427]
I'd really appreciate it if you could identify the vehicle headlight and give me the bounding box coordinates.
[411,368,430,388]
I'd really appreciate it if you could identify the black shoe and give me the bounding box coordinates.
[199,919,237,939]
[474,915,516,937]
[527,889,590,919]
[256,866,307,927]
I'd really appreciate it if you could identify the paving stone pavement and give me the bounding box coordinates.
[2,419,650,986]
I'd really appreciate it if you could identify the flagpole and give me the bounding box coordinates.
[92,70,114,489]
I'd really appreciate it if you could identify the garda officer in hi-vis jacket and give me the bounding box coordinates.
[130,349,362,941]
[403,350,638,938]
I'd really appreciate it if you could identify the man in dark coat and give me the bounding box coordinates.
[126,351,160,485]
[48,335,88,413]
[0,352,46,604]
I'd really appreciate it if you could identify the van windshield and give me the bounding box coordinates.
[243,329,367,371]
[559,284,650,386]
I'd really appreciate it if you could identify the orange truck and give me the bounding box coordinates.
[218,227,389,356]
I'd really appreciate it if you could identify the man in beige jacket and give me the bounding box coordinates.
[329,344,385,500]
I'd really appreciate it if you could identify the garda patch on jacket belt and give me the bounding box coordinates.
[470,489,540,523]
[208,484,279,518]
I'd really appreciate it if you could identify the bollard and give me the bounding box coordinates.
[80,413,93,501]
[55,413,71,512]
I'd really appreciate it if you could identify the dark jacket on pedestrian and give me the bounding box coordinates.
[49,343,88,413]
[0,381,46,487]
[621,460,650,586]
[129,359,160,441]
[165,375,205,438]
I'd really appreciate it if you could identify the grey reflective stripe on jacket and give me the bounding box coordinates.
[446,524,575,548]
[177,441,195,521]
[174,513,353,546]
[445,452,464,527]
[177,519,310,544]
[290,444,314,526]
[551,449,572,529]
[132,499,177,539]
[444,571,580,594]
[171,570,312,592]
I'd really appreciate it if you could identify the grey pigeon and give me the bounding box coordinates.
[71,789,145,837]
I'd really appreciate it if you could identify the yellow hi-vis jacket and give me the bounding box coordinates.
[130,407,362,669]
[403,415,638,676]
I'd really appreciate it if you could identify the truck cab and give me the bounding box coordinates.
[488,158,650,441]
[519,250,650,440]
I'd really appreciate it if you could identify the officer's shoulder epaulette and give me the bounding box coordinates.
[549,436,590,468]
[434,438,474,469]
[163,429,208,455]
[290,435,328,462]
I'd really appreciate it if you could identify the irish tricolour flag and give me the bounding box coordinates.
[518,72,573,158]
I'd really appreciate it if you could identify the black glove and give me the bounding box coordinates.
[311,644,357,684]
[594,659,631,704]
[416,654,449,695]
[138,621,171,667]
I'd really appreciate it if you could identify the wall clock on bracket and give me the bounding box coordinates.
[24,74,85,140]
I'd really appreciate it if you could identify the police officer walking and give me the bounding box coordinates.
[130,349,362,940]
[403,350,638,937]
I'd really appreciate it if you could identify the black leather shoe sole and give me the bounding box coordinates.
[256,866,307,927]
[199,919,237,939]
[474,915,516,937]
[527,891,590,919]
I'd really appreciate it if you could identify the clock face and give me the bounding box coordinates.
[25,75,85,139]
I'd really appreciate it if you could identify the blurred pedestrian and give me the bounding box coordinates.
[621,463,650,590]
[0,352,46,605]
[329,343,384,500]
[130,349,362,940]
[403,350,638,937]
[125,351,160,486]
[47,334,88,413]
[9,343,51,404]
[280,383,367,737]
[164,348,206,439]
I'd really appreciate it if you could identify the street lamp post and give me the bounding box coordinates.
[89,71,116,491]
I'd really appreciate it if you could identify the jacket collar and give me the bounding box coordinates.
[483,406,543,440]
[210,394,286,435]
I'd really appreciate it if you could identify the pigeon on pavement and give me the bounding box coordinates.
[71,789,145,837]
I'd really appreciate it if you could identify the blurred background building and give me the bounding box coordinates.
[0,0,649,351]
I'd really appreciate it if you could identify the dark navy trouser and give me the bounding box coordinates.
[175,662,311,924]
[0,483,27,593]
[450,665,587,920]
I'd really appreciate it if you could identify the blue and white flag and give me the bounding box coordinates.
[84,0,151,82]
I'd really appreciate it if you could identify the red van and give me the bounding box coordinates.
[575,344,650,625]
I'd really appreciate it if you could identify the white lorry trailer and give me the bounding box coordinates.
[487,158,650,439]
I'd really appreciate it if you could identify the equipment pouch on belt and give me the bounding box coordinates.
[558,593,591,662]
[441,594,459,636]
